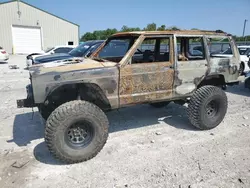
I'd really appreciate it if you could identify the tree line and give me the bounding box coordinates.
[80,23,250,42]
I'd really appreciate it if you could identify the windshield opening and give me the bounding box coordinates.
[206,36,234,57]
[69,42,93,57]
[95,36,138,63]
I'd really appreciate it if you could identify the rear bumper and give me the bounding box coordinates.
[226,80,239,86]
[0,55,9,61]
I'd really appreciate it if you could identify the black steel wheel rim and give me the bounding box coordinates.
[65,120,94,149]
[205,100,219,118]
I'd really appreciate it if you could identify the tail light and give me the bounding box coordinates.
[1,51,6,54]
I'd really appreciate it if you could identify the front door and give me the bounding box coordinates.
[173,36,208,96]
[119,36,175,106]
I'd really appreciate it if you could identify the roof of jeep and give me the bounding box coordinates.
[112,30,228,37]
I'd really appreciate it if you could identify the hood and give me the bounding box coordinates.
[30,58,117,76]
[34,53,73,64]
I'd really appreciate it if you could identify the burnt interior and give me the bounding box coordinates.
[95,36,171,64]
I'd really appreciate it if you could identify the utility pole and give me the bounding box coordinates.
[242,19,247,37]
[242,19,248,44]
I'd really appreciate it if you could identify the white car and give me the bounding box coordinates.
[238,45,250,74]
[0,46,9,62]
[211,45,250,75]
[26,45,76,68]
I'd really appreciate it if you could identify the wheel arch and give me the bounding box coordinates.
[198,74,226,89]
[44,82,111,111]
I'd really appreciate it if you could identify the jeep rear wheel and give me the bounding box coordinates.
[45,100,109,164]
[187,86,228,130]
[239,62,244,75]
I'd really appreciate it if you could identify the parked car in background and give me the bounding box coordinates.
[31,40,104,66]
[26,45,76,68]
[238,45,250,74]
[245,58,250,89]
[211,45,250,75]
[0,46,9,62]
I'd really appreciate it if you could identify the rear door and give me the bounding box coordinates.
[173,35,208,96]
[119,35,175,106]
[206,36,240,81]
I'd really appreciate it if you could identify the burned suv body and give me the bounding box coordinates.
[17,30,240,163]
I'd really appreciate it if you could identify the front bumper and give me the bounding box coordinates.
[16,84,36,108]
[17,98,36,108]
[0,55,9,61]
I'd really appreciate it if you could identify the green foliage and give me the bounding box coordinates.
[80,28,118,41]
[120,25,140,32]
[234,35,250,41]
[80,24,250,42]
[157,25,166,31]
[167,26,180,31]
[143,23,157,31]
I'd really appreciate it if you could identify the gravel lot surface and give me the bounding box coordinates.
[0,55,250,188]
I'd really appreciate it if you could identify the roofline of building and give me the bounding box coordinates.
[0,0,79,27]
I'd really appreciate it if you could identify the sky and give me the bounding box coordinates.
[2,0,250,36]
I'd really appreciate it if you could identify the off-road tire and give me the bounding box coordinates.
[239,62,244,76]
[149,101,170,108]
[245,77,250,89]
[45,100,109,164]
[187,85,228,130]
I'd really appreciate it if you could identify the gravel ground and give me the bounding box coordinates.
[0,55,250,188]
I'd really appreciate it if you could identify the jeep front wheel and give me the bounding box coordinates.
[187,85,228,130]
[45,100,109,164]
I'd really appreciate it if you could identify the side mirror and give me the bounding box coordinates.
[50,51,55,54]
[247,53,250,58]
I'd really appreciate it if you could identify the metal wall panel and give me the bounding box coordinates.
[0,1,79,54]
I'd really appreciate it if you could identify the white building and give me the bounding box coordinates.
[0,0,79,54]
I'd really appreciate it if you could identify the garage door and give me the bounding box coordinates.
[12,26,42,54]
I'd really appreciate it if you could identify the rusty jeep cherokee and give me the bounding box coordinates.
[17,30,240,163]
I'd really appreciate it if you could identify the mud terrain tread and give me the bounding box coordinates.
[187,85,228,130]
[45,100,109,164]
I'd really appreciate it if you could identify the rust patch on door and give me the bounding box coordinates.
[119,62,174,106]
